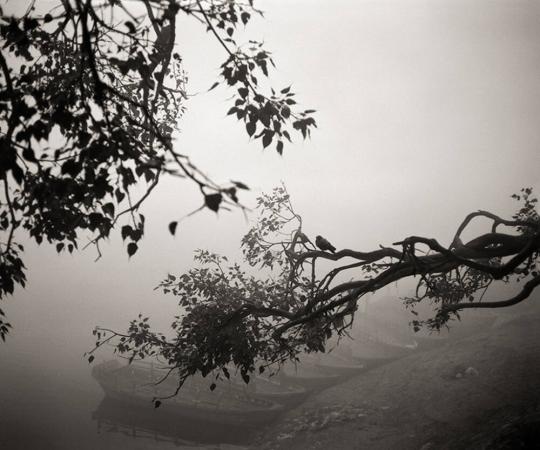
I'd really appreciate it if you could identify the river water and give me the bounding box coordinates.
[0,235,262,450]
[0,342,255,449]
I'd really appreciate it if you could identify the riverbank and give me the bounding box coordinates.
[253,307,540,449]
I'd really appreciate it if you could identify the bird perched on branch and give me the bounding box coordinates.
[315,235,336,253]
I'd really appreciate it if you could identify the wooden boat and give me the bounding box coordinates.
[275,351,368,391]
[278,361,343,391]
[297,352,367,378]
[200,367,309,408]
[92,360,284,428]
[93,396,256,446]
[351,339,416,367]
[234,375,308,408]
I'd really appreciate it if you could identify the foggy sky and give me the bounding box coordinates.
[3,0,540,355]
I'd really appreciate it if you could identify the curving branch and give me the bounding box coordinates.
[441,274,540,312]
[93,187,539,397]
[0,0,319,338]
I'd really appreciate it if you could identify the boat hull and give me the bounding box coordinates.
[92,397,259,446]
[92,360,284,428]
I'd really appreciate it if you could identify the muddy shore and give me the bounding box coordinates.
[253,307,540,450]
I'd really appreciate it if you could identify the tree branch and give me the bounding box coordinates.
[444,274,540,312]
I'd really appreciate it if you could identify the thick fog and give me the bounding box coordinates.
[1,1,540,449]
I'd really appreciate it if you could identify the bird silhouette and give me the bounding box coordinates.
[315,235,336,253]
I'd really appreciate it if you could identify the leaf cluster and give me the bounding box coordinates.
[0,1,317,337]
[91,187,540,400]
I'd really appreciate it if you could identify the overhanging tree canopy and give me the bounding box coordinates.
[0,0,317,339]
[2,2,539,404]
[91,186,539,402]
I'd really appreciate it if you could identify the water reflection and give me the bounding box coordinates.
[92,397,253,447]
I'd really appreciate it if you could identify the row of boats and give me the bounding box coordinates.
[91,311,497,445]
[91,339,419,443]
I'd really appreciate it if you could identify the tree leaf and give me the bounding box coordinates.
[168,221,178,236]
[241,12,250,25]
[102,202,115,218]
[22,147,37,162]
[127,242,138,258]
[283,130,291,142]
[210,382,216,391]
[238,87,249,98]
[262,131,273,148]
[115,190,125,203]
[61,159,81,177]
[154,400,162,408]
[88,355,94,363]
[226,187,238,203]
[121,225,132,241]
[246,121,256,137]
[205,193,222,212]
[231,180,249,190]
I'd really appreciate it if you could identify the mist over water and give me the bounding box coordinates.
[2,0,540,448]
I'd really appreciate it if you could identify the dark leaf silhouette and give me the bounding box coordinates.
[262,131,273,148]
[205,193,223,212]
[246,121,256,137]
[231,180,250,190]
[0,0,317,339]
[121,226,132,241]
[169,221,178,236]
[91,187,540,398]
[127,242,138,258]
[102,203,115,218]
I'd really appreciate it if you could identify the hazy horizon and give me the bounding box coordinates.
[1,1,539,448]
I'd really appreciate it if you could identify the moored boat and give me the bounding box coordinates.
[92,360,284,428]
[278,360,343,391]
[93,396,256,446]
[351,339,416,367]
[239,375,308,408]
[297,352,367,378]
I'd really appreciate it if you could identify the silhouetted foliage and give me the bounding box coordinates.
[92,186,539,400]
[0,0,317,339]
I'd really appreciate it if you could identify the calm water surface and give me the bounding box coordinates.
[0,335,253,450]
